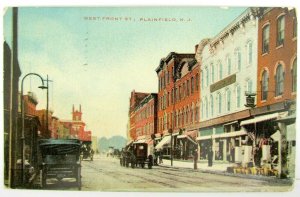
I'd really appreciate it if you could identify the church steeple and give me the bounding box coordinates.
[72,104,82,121]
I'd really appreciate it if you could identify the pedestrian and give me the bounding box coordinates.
[208,147,213,167]
[159,151,163,164]
[193,149,198,170]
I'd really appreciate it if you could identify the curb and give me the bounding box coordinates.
[158,164,294,185]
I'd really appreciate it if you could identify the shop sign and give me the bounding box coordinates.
[210,74,236,93]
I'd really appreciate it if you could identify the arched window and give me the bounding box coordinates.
[236,85,241,108]
[277,15,285,46]
[191,77,194,94]
[196,73,199,91]
[247,79,253,93]
[227,56,231,75]
[205,97,208,118]
[235,49,242,71]
[262,24,270,54]
[262,70,269,100]
[187,80,190,96]
[275,64,284,96]
[226,89,231,112]
[191,106,194,123]
[205,67,209,87]
[211,63,215,83]
[219,62,223,80]
[201,71,204,90]
[247,41,253,65]
[210,95,214,117]
[292,59,297,92]
[218,93,222,114]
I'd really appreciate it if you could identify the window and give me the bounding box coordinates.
[210,95,214,117]
[235,49,242,71]
[262,70,269,100]
[205,97,208,118]
[247,80,253,93]
[201,71,204,89]
[262,25,270,53]
[201,101,204,118]
[196,73,199,91]
[247,41,253,65]
[236,85,241,108]
[275,64,284,96]
[292,59,297,92]
[211,63,215,83]
[218,93,222,114]
[179,85,181,100]
[293,18,297,38]
[191,107,194,123]
[205,67,209,87]
[191,77,194,94]
[226,90,231,112]
[187,80,190,96]
[219,62,223,80]
[227,56,231,75]
[277,15,285,46]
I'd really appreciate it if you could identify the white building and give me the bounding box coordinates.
[195,8,259,163]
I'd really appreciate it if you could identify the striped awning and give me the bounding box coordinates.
[240,113,279,126]
[155,135,171,151]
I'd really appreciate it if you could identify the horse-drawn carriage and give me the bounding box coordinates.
[80,141,94,161]
[38,139,82,190]
[120,141,153,169]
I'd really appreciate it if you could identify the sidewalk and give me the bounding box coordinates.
[158,159,294,184]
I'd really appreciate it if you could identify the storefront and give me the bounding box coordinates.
[176,130,198,160]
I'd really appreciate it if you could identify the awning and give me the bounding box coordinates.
[175,134,198,145]
[240,113,279,126]
[155,135,171,151]
[196,130,247,141]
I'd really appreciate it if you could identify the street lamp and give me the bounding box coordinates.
[21,73,47,185]
[244,92,256,167]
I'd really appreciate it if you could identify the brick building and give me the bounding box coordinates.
[251,7,297,178]
[128,90,150,141]
[155,52,199,159]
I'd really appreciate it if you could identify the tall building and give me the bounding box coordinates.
[155,52,199,159]
[254,7,297,178]
[196,8,259,162]
[128,90,149,141]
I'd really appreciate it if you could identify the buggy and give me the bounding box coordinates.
[80,141,94,161]
[38,139,82,190]
[120,142,153,169]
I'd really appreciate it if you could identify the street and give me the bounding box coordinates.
[40,154,293,192]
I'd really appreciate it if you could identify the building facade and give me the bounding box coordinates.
[253,7,297,178]
[196,8,259,162]
[155,52,200,159]
[128,90,150,141]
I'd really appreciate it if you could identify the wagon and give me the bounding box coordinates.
[38,139,82,190]
[120,142,153,169]
[80,141,94,161]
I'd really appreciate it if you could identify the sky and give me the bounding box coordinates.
[3,6,253,139]
[2,0,299,141]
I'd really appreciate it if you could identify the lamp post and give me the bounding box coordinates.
[245,92,256,167]
[21,73,47,185]
[44,75,53,138]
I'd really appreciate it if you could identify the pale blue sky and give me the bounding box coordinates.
[4,7,248,138]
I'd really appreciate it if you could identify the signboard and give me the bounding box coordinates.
[210,74,236,93]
